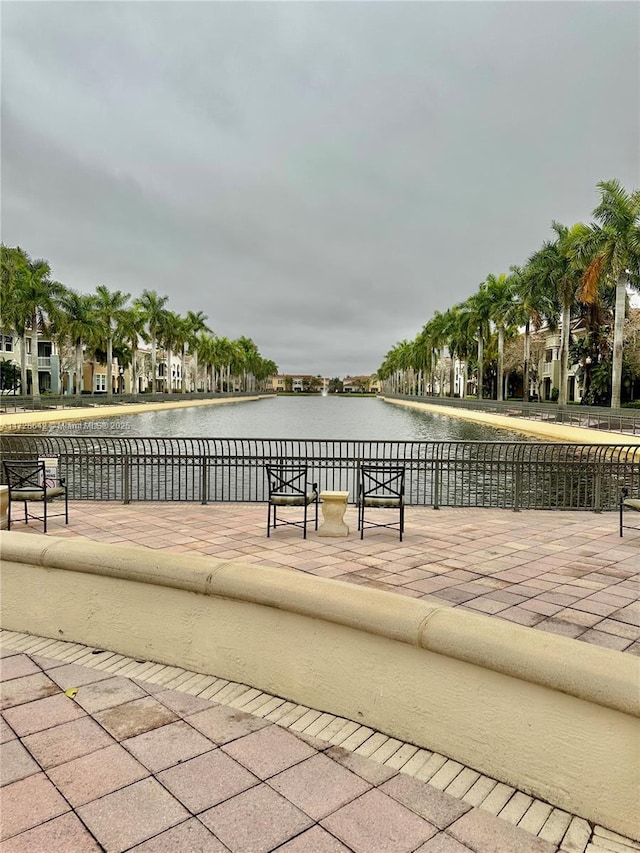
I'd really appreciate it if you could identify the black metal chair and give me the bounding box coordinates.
[265,465,318,539]
[3,459,69,534]
[357,464,405,541]
[620,487,640,537]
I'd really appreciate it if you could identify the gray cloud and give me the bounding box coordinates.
[2,1,638,376]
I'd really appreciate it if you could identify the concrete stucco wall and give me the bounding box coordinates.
[1,531,638,839]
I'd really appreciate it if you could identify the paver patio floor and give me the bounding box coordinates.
[2,640,637,853]
[10,500,640,655]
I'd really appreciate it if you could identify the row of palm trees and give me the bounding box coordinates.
[0,246,278,399]
[378,180,640,408]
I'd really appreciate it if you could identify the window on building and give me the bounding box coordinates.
[3,336,12,352]
[94,374,107,392]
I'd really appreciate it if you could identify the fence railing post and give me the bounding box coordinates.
[201,457,208,505]
[513,461,522,512]
[594,465,602,514]
[122,455,130,505]
[433,460,441,510]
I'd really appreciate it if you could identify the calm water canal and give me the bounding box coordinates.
[57,395,531,441]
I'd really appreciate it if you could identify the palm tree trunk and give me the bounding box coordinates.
[497,327,505,402]
[181,346,187,393]
[559,303,571,407]
[31,314,39,399]
[76,341,83,398]
[477,335,484,399]
[523,320,531,403]
[610,273,626,409]
[131,343,138,396]
[106,337,113,398]
[19,334,27,396]
[151,335,157,394]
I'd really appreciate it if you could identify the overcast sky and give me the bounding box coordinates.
[2,2,638,377]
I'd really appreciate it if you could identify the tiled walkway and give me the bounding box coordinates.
[1,634,637,853]
[11,500,640,654]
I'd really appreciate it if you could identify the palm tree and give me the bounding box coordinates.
[135,290,168,393]
[486,273,520,401]
[570,180,640,408]
[158,310,183,392]
[118,305,148,396]
[184,310,210,392]
[94,285,130,398]
[54,290,97,397]
[465,284,493,399]
[15,255,65,399]
[527,223,584,406]
[1,245,31,394]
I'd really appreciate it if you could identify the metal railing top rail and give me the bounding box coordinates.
[382,393,640,434]
[0,390,273,413]
[1,434,638,512]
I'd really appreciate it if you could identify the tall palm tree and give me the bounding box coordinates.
[158,310,183,392]
[94,285,130,398]
[1,245,31,394]
[54,290,97,397]
[486,273,520,401]
[118,305,148,396]
[135,290,168,393]
[15,255,65,399]
[527,223,584,406]
[184,310,211,392]
[466,283,493,399]
[570,179,640,408]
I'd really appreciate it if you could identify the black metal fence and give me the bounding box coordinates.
[384,394,640,435]
[1,435,638,512]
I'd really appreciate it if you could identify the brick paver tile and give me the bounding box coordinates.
[46,662,112,690]
[0,715,16,744]
[270,753,371,820]
[152,687,215,716]
[277,825,353,852]
[0,672,60,710]
[321,788,438,853]
[0,655,41,682]
[0,740,40,787]
[0,812,102,852]
[447,807,557,852]
[324,744,398,784]
[221,723,316,778]
[73,676,148,713]
[200,783,313,853]
[22,715,114,768]
[414,834,475,852]
[124,719,215,772]
[3,692,85,736]
[77,777,189,852]
[560,816,592,853]
[381,773,471,829]
[158,748,259,812]
[48,742,149,806]
[187,703,270,744]
[0,772,70,841]
[129,818,228,851]
[95,695,178,740]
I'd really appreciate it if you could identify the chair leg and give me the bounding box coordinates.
[44,500,48,534]
[267,502,271,537]
[7,499,11,530]
[64,492,69,525]
[303,502,308,539]
[23,501,28,525]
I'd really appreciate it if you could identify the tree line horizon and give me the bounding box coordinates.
[377,179,640,408]
[0,248,279,399]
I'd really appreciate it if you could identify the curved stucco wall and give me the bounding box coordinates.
[1,530,638,839]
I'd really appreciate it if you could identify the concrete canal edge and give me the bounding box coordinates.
[380,395,640,446]
[1,531,638,839]
[0,394,272,432]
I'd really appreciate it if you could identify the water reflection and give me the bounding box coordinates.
[44,396,533,442]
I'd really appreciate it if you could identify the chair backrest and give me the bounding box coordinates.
[359,464,405,499]
[265,465,312,498]
[3,460,47,492]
